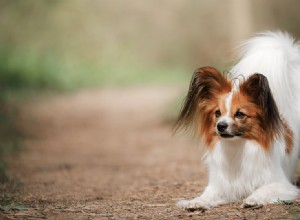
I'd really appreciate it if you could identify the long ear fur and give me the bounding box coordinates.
[240,73,283,138]
[174,66,232,134]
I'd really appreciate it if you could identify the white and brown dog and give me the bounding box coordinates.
[176,31,300,210]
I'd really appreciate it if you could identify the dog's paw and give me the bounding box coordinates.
[177,199,208,211]
[241,197,263,208]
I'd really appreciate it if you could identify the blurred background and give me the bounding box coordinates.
[1,0,300,181]
[1,0,300,93]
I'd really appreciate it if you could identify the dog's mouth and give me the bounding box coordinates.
[219,132,243,138]
[220,133,234,138]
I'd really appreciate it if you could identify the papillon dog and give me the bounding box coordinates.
[176,31,300,210]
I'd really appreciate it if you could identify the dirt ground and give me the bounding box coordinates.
[1,86,300,219]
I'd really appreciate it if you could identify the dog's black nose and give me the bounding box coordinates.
[217,122,228,132]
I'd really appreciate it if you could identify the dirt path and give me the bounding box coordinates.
[2,87,300,219]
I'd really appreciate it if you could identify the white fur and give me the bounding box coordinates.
[178,31,300,210]
[216,92,234,133]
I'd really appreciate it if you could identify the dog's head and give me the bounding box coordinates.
[175,66,283,149]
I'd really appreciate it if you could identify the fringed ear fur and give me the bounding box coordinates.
[174,66,232,134]
[240,73,283,139]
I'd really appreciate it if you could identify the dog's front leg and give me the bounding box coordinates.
[177,185,227,211]
[241,182,299,208]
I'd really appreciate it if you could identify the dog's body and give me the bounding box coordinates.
[176,32,300,210]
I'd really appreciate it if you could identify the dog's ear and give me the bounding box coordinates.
[240,73,283,136]
[174,66,232,132]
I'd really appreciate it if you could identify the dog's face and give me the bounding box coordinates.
[175,67,283,149]
[213,92,259,139]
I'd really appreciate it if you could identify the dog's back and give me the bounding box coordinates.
[230,31,300,179]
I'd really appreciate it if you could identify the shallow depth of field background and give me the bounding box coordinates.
[1,0,300,93]
[1,0,300,204]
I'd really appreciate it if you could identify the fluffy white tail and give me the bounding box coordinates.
[230,31,300,118]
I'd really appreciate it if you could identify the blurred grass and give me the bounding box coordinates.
[0,47,189,93]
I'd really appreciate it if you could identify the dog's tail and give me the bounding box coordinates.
[230,31,300,118]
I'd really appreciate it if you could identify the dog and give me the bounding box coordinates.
[175,31,300,210]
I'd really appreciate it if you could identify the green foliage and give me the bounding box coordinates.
[277,199,294,205]
[0,47,189,93]
[0,48,64,90]
[0,203,27,212]
[281,201,300,219]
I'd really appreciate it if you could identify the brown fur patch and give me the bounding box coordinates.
[230,91,272,149]
[239,74,283,149]
[283,120,293,155]
[174,66,232,148]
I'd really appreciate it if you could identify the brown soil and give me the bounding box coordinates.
[2,87,300,219]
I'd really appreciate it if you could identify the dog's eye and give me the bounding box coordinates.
[215,109,221,118]
[235,111,246,119]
